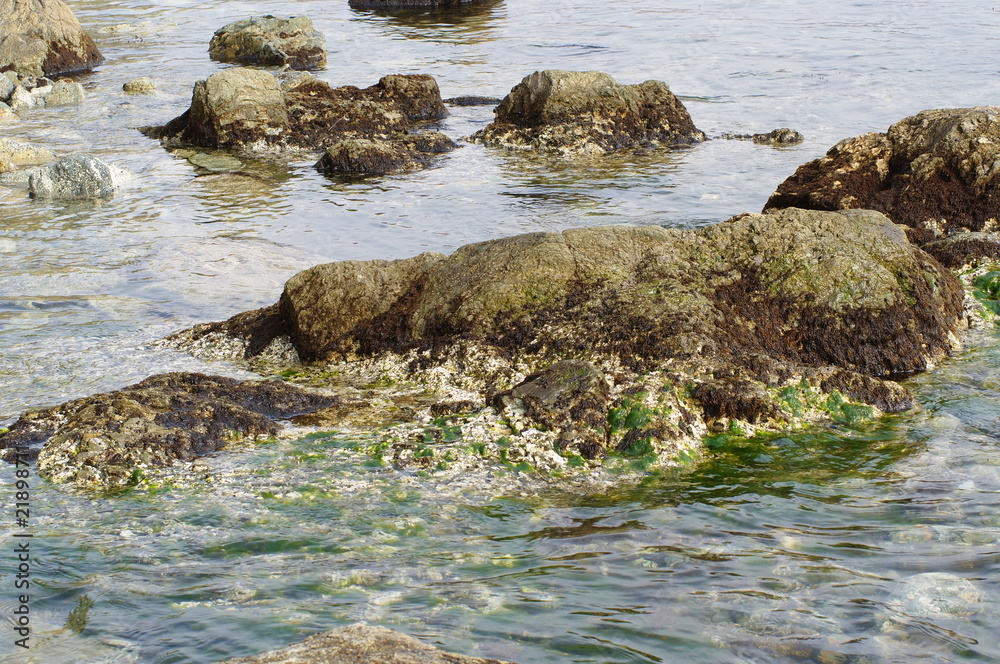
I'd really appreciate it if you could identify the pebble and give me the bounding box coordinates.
[123,77,156,94]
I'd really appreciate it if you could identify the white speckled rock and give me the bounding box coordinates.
[28,154,132,199]
[0,137,54,165]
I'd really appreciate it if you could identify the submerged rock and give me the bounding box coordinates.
[215,623,514,664]
[0,0,105,77]
[165,208,962,466]
[470,70,705,156]
[765,107,1000,241]
[0,372,337,489]
[445,95,501,106]
[145,68,451,167]
[0,137,55,165]
[27,154,131,199]
[209,15,327,70]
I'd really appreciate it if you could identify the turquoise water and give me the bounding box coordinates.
[1,1,999,662]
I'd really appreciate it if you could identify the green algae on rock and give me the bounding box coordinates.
[215,623,515,664]
[765,107,1000,244]
[0,372,337,489]
[162,208,964,474]
[470,70,705,156]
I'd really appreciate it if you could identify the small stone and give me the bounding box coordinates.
[0,74,13,102]
[123,77,155,94]
[44,80,85,106]
[0,102,18,122]
[7,86,35,111]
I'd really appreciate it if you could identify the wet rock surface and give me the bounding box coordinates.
[215,623,515,664]
[765,107,1000,240]
[0,372,337,489]
[0,0,105,76]
[471,70,705,156]
[721,127,803,146]
[209,15,327,70]
[123,76,155,94]
[315,132,458,176]
[160,208,963,470]
[349,0,496,8]
[26,154,132,199]
[145,69,451,167]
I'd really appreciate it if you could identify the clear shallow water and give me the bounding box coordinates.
[1,1,999,662]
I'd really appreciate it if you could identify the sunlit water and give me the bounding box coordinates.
[1,1,999,662]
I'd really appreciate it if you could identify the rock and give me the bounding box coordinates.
[315,132,457,176]
[209,15,327,70]
[0,372,337,489]
[214,624,514,664]
[721,128,803,146]
[146,69,450,160]
[163,208,963,474]
[185,151,244,172]
[494,360,610,459]
[350,0,494,7]
[0,104,15,122]
[921,232,1000,269]
[27,154,131,199]
[470,70,705,156]
[445,95,501,106]
[0,73,13,101]
[7,85,35,111]
[765,107,1000,240]
[123,76,155,94]
[0,0,105,77]
[0,137,55,165]
[884,573,984,621]
[40,78,84,106]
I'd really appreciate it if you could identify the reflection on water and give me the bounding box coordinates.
[1,0,1000,662]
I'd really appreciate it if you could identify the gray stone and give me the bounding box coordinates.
[0,74,13,102]
[471,70,705,156]
[28,154,132,199]
[209,15,327,70]
[0,0,105,76]
[123,77,155,94]
[214,624,514,664]
[43,79,85,106]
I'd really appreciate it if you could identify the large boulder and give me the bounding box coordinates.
[0,0,104,77]
[209,15,327,70]
[166,208,959,465]
[215,624,514,664]
[275,208,962,377]
[470,70,705,156]
[146,69,450,160]
[765,107,1000,242]
[0,373,337,489]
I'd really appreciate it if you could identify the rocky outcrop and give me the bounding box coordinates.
[0,373,336,489]
[315,132,457,176]
[470,70,705,156]
[0,0,105,77]
[209,16,327,70]
[215,624,514,664]
[27,154,131,199]
[145,69,451,166]
[165,208,962,466]
[765,107,1000,241]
